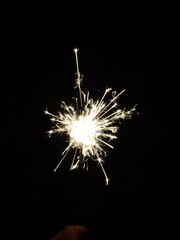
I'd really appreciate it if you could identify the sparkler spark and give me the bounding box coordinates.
[45,48,136,185]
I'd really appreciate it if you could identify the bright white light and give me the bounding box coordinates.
[70,115,98,146]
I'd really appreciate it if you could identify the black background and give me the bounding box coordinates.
[2,1,174,240]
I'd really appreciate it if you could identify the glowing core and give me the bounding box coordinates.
[70,115,98,146]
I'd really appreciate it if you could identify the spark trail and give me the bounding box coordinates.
[45,48,136,185]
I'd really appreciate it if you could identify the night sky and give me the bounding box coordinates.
[2,2,174,240]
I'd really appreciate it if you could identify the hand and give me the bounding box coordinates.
[50,225,88,240]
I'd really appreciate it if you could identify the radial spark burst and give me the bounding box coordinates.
[45,48,136,185]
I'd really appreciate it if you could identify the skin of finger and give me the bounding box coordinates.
[73,226,88,236]
[63,225,88,240]
[50,225,88,240]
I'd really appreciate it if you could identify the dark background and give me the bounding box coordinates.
[2,1,174,240]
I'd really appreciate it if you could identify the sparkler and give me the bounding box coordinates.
[45,48,136,185]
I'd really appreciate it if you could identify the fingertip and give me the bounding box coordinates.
[73,225,88,235]
[51,225,88,240]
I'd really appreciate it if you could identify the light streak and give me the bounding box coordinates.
[45,48,136,185]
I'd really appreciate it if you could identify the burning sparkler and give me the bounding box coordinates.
[45,48,136,185]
